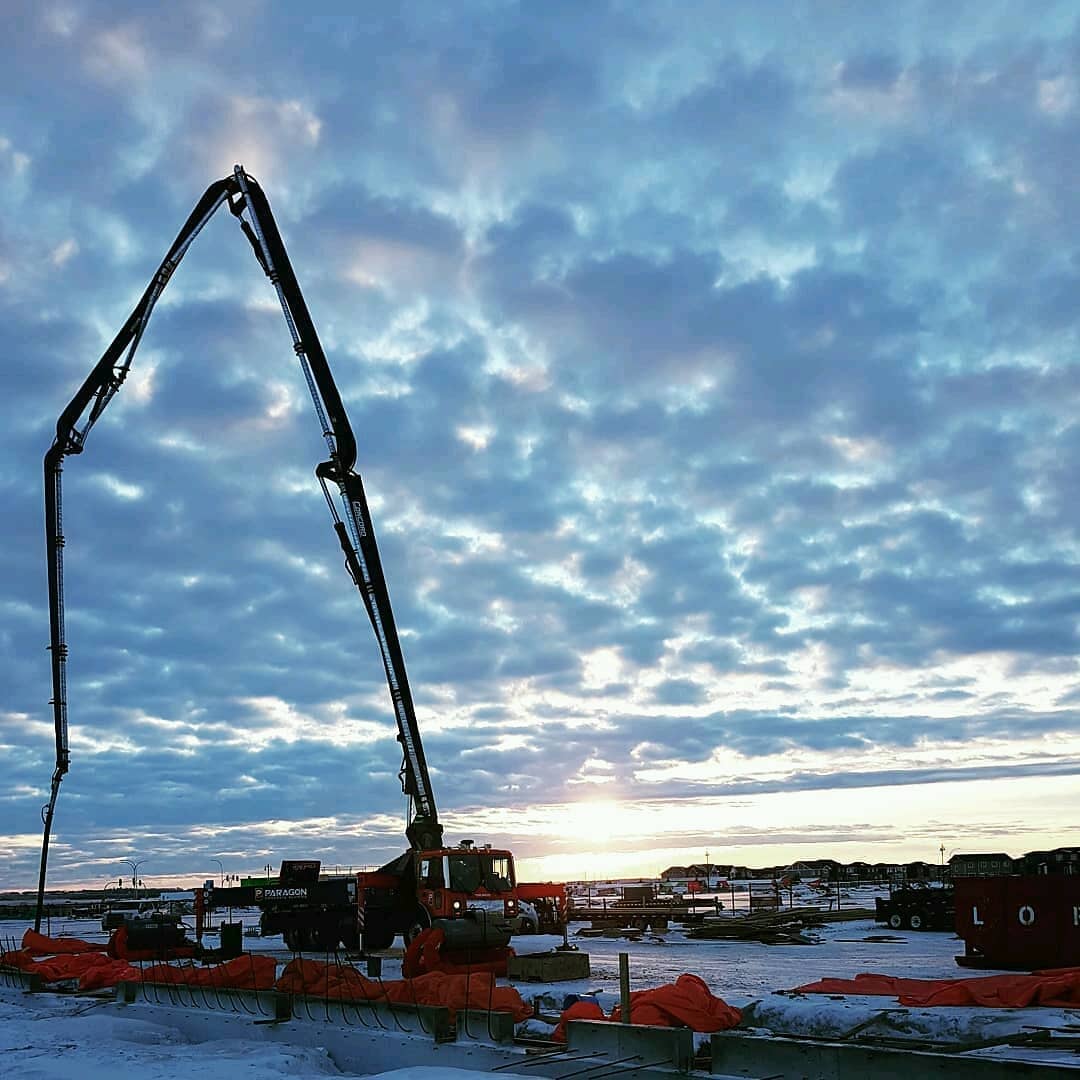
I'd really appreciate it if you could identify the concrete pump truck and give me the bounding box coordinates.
[37,167,556,953]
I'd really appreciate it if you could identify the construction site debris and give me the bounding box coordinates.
[685,906,878,945]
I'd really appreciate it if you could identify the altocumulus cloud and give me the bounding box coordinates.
[2,1,1080,887]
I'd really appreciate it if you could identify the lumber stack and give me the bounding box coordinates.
[684,906,877,945]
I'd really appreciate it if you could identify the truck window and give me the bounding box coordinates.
[448,855,481,893]
[480,854,514,892]
[419,857,444,888]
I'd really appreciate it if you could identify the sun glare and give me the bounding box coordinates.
[566,799,627,845]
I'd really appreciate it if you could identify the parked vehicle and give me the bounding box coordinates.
[874,882,955,931]
[513,900,540,935]
[100,900,156,931]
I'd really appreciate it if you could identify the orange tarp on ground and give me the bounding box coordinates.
[29,952,118,984]
[81,959,143,990]
[1,947,140,989]
[2,936,275,993]
[401,927,511,978]
[553,974,742,1042]
[794,968,1080,1008]
[140,954,278,991]
[552,999,606,1041]
[614,973,743,1029]
[21,928,107,956]
[274,957,384,1000]
[273,958,532,1021]
[0,949,37,972]
[383,969,532,1021]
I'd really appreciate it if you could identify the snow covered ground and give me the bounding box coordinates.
[3,896,1079,1076]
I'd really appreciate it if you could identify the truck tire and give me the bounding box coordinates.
[283,928,307,951]
[887,913,903,930]
[314,926,340,951]
[362,926,395,952]
[908,911,926,931]
[404,906,432,945]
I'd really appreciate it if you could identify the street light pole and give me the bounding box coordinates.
[123,858,147,899]
[212,858,224,887]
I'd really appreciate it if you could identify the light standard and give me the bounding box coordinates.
[123,858,147,899]
[212,858,224,887]
[101,876,119,909]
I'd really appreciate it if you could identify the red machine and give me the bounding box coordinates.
[515,881,571,933]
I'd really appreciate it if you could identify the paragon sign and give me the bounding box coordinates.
[255,887,310,900]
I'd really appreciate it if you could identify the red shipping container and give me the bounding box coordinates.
[954,875,1080,969]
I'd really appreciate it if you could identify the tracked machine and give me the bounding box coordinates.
[38,166,563,954]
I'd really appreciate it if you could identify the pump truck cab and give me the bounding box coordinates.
[358,841,519,951]
[38,164,561,956]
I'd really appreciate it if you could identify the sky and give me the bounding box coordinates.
[3,1,1080,892]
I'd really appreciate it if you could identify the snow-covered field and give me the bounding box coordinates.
[3,897,1079,1076]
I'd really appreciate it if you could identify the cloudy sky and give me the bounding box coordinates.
[3,2,1080,891]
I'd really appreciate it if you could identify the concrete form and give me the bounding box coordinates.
[4,975,1079,1078]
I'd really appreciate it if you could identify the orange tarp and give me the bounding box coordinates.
[21,928,107,956]
[552,999,606,1041]
[384,969,532,1021]
[81,959,143,990]
[273,958,531,1021]
[553,974,742,1041]
[1,947,140,989]
[795,968,1080,1008]
[274,957,384,1000]
[0,949,36,972]
[401,927,512,978]
[614,973,743,1029]
[140,954,278,991]
[2,933,275,993]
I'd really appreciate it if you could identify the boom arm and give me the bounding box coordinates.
[36,167,441,930]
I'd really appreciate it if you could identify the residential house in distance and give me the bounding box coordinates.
[659,864,745,891]
[786,858,841,881]
[949,852,1015,878]
[903,860,942,882]
[1016,848,1080,875]
[950,847,1080,878]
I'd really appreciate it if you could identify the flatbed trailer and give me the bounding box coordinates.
[874,883,955,931]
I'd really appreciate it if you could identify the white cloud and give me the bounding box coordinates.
[1037,76,1074,116]
[93,473,145,500]
[84,24,149,85]
[50,238,79,267]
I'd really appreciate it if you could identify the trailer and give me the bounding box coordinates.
[874,882,955,931]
